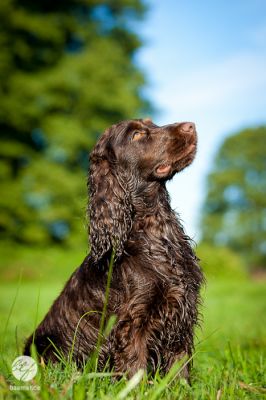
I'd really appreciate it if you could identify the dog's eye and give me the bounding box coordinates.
[132,130,146,141]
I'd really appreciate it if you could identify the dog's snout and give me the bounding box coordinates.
[180,122,195,133]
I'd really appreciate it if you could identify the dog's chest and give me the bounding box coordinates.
[116,256,186,331]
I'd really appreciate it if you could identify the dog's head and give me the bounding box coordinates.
[88,119,197,262]
[90,118,197,181]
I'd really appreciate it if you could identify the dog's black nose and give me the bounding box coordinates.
[180,122,195,133]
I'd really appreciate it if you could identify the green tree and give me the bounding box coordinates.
[0,0,150,245]
[201,126,266,270]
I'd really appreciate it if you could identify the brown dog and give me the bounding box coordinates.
[25,119,204,379]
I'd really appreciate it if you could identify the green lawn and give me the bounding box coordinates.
[0,268,265,399]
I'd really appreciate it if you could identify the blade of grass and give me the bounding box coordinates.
[47,337,68,366]
[31,282,41,353]
[69,310,100,364]
[0,269,23,354]
[94,248,115,372]
[149,353,197,400]
[117,369,145,399]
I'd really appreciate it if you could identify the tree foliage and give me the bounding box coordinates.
[201,126,266,269]
[0,0,150,245]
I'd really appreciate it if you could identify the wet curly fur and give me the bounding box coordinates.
[24,118,204,379]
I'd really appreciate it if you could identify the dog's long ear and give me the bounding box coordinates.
[88,129,133,263]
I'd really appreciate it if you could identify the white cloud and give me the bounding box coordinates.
[156,51,266,114]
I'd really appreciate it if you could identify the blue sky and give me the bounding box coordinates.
[136,0,266,239]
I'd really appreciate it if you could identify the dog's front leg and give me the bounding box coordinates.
[111,320,148,378]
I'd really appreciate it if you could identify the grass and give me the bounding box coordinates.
[0,246,265,399]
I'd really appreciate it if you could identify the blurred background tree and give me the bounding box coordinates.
[0,0,150,246]
[201,126,266,271]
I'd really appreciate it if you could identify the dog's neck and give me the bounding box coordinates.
[130,181,181,238]
[131,181,170,216]
[123,181,198,274]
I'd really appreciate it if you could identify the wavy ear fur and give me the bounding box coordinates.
[88,130,133,262]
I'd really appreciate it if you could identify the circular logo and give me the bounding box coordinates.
[12,356,38,382]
